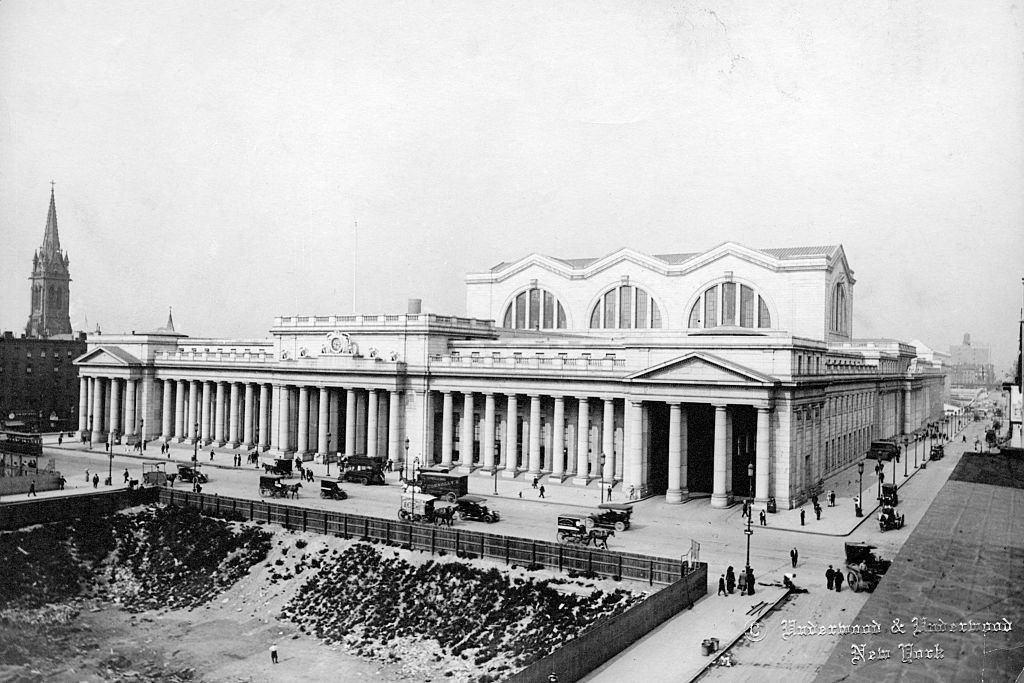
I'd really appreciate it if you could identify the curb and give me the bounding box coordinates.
[689,589,791,681]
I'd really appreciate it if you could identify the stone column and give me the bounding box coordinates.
[625,400,643,494]
[345,388,357,458]
[108,378,121,438]
[503,394,518,477]
[366,389,379,459]
[243,383,256,448]
[229,383,241,447]
[317,387,330,459]
[296,386,310,456]
[574,397,590,484]
[328,389,340,453]
[602,397,615,482]
[388,390,401,466]
[278,385,291,453]
[461,393,474,467]
[124,379,137,436]
[214,382,227,445]
[711,404,730,508]
[91,378,105,441]
[551,396,565,479]
[441,391,454,467]
[160,378,172,441]
[528,394,542,477]
[258,384,270,450]
[482,393,496,471]
[666,403,683,503]
[188,381,199,443]
[755,407,771,505]
[201,382,212,444]
[78,377,89,434]
[173,379,185,441]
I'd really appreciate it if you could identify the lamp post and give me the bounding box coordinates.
[744,463,754,595]
[326,433,332,476]
[193,422,200,464]
[747,462,754,500]
[404,438,410,480]
[107,428,114,485]
[140,419,145,451]
[411,457,420,515]
[913,433,918,469]
[599,455,607,504]
[88,414,93,448]
[902,436,908,477]
[856,462,864,517]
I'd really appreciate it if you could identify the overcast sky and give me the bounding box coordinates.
[1,1,1021,369]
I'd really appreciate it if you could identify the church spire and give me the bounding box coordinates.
[42,182,62,255]
[25,183,72,338]
[165,307,175,332]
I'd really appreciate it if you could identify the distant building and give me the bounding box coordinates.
[1,187,86,431]
[948,333,996,387]
[76,241,945,509]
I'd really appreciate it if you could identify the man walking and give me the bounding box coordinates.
[759,509,767,526]
[92,473,99,488]
[834,571,844,592]
[826,565,835,590]
[800,509,806,526]
[28,480,37,497]
[538,485,546,499]
[814,503,822,521]
[829,490,836,507]
[123,468,130,484]
[718,574,727,596]
[790,547,798,568]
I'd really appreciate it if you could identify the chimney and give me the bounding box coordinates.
[407,299,422,314]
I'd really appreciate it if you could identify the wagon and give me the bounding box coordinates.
[556,515,614,549]
[259,475,287,498]
[844,542,891,593]
[141,462,168,487]
[338,456,386,486]
[320,479,349,500]
[398,493,457,526]
[261,457,294,477]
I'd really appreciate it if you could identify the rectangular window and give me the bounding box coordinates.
[722,282,736,325]
[603,291,615,328]
[704,287,718,327]
[543,292,554,328]
[529,289,541,328]
[740,285,755,327]
[635,289,649,328]
[618,286,633,328]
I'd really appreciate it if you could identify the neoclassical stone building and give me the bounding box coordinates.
[75,242,944,509]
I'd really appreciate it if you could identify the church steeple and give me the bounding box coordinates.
[26,184,73,338]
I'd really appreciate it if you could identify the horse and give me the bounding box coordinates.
[433,506,457,527]
[587,528,615,550]
[284,482,303,499]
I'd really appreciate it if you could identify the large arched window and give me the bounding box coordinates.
[589,284,662,329]
[501,286,567,330]
[831,283,848,334]
[688,282,772,329]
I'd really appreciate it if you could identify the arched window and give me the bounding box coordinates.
[589,285,662,329]
[831,283,848,334]
[501,287,567,330]
[688,282,772,329]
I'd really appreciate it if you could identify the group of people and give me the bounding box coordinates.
[825,565,845,592]
[718,565,755,596]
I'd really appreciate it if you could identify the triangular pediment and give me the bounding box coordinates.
[74,346,141,367]
[625,352,776,386]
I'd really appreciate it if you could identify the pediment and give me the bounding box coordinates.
[74,346,141,367]
[625,352,776,386]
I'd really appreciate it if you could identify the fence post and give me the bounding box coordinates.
[505,537,509,565]
[249,500,254,519]
[455,530,460,555]
[324,511,329,535]
[558,546,563,572]
[343,516,348,538]
[618,555,622,578]
[588,551,592,574]
[649,558,654,586]
[215,496,220,515]
[302,509,307,532]
[284,506,289,529]
[531,540,536,566]
[431,527,435,555]
[363,518,369,539]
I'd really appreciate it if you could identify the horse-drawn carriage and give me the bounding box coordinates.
[320,479,348,500]
[260,475,302,498]
[142,462,169,487]
[556,515,614,549]
[397,493,457,526]
[261,457,294,477]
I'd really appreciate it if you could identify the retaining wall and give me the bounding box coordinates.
[0,488,159,531]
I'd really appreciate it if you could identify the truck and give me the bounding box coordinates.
[411,471,469,502]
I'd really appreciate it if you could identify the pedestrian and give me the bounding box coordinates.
[92,473,99,488]
[628,485,635,500]
[737,568,747,593]
[210,449,214,461]
[826,565,835,590]
[829,490,836,507]
[607,485,612,501]
[517,490,522,498]
[726,566,736,594]
[58,476,66,490]
[853,495,861,516]
[800,509,806,526]
[790,547,798,568]
[123,468,130,484]
[811,494,818,508]
[539,485,546,499]
[814,504,822,521]
[28,480,37,497]
[85,468,90,482]
[270,644,278,664]
[718,574,727,596]
[105,441,110,453]
[58,434,63,446]
[834,570,844,592]
[759,509,767,526]
[532,476,538,489]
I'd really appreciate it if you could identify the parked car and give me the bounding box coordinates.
[584,503,633,532]
[176,464,208,484]
[319,479,349,500]
[880,482,898,506]
[454,495,500,523]
[878,504,904,532]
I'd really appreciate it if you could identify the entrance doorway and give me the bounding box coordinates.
[647,403,669,494]
[686,404,714,493]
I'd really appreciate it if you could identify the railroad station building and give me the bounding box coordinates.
[74,242,945,509]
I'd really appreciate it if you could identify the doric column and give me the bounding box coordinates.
[755,407,771,504]
[388,390,401,466]
[124,379,137,436]
[108,378,121,437]
[243,383,256,448]
[441,391,454,467]
[528,394,542,476]
[173,379,185,440]
[345,388,357,458]
[91,378,104,440]
[602,397,615,482]
[461,393,474,466]
[201,382,212,444]
[258,384,270,450]
[366,389,379,459]
[666,403,683,503]
[229,383,241,447]
[160,378,173,441]
[188,381,200,443]
[551,396,565,478]
[503,394,518,476]
[317,387,330,458]
[482,393,496,471]
[278,385,292,453]
[78,377,89,434]
[574,397,590,484]
[625,400,643,493]
[214,382,227,445]
[296,386,310,456]
[711,404,730,508]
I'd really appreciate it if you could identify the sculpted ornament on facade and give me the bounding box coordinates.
[322,331,360,356]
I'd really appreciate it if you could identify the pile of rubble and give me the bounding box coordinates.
[281,542,644,680]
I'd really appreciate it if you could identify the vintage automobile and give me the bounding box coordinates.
[845,542,892,592]
[878,505,905,532]
[397,493,457,526]
[261,457,294,477]
[556,515,614,549]
[176,464,208,484]
[454,495,500,523]
[259,475,287,498]
[338,456,387,486]
[880,482,899,506]
[319,479,349,500]
[411,471,469,502]
[930,445,945,460]
[584,503,633,532]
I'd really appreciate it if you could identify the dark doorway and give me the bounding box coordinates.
[647,402,669,494]
[686,404,715,493]
[730,406,757,497]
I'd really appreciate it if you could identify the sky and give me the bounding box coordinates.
[1,1,1021,370]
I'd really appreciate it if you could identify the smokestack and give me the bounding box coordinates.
[408,298,422,314]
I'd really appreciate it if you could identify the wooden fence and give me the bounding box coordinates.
[159,488,690,585]
[0,488,160,531]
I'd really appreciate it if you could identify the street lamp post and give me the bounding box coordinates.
[107,428,114,485]
[411,457,420,516]
[599,455,607,504]
[902,436,908,477]
[913,433,918,469]
[140,419,145,451]
[193,422,200,464]
[876,463,884,500]
[856,462,864,517]
[744,463,754,595]
[404,438,411,480]
[88,414,93,448]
